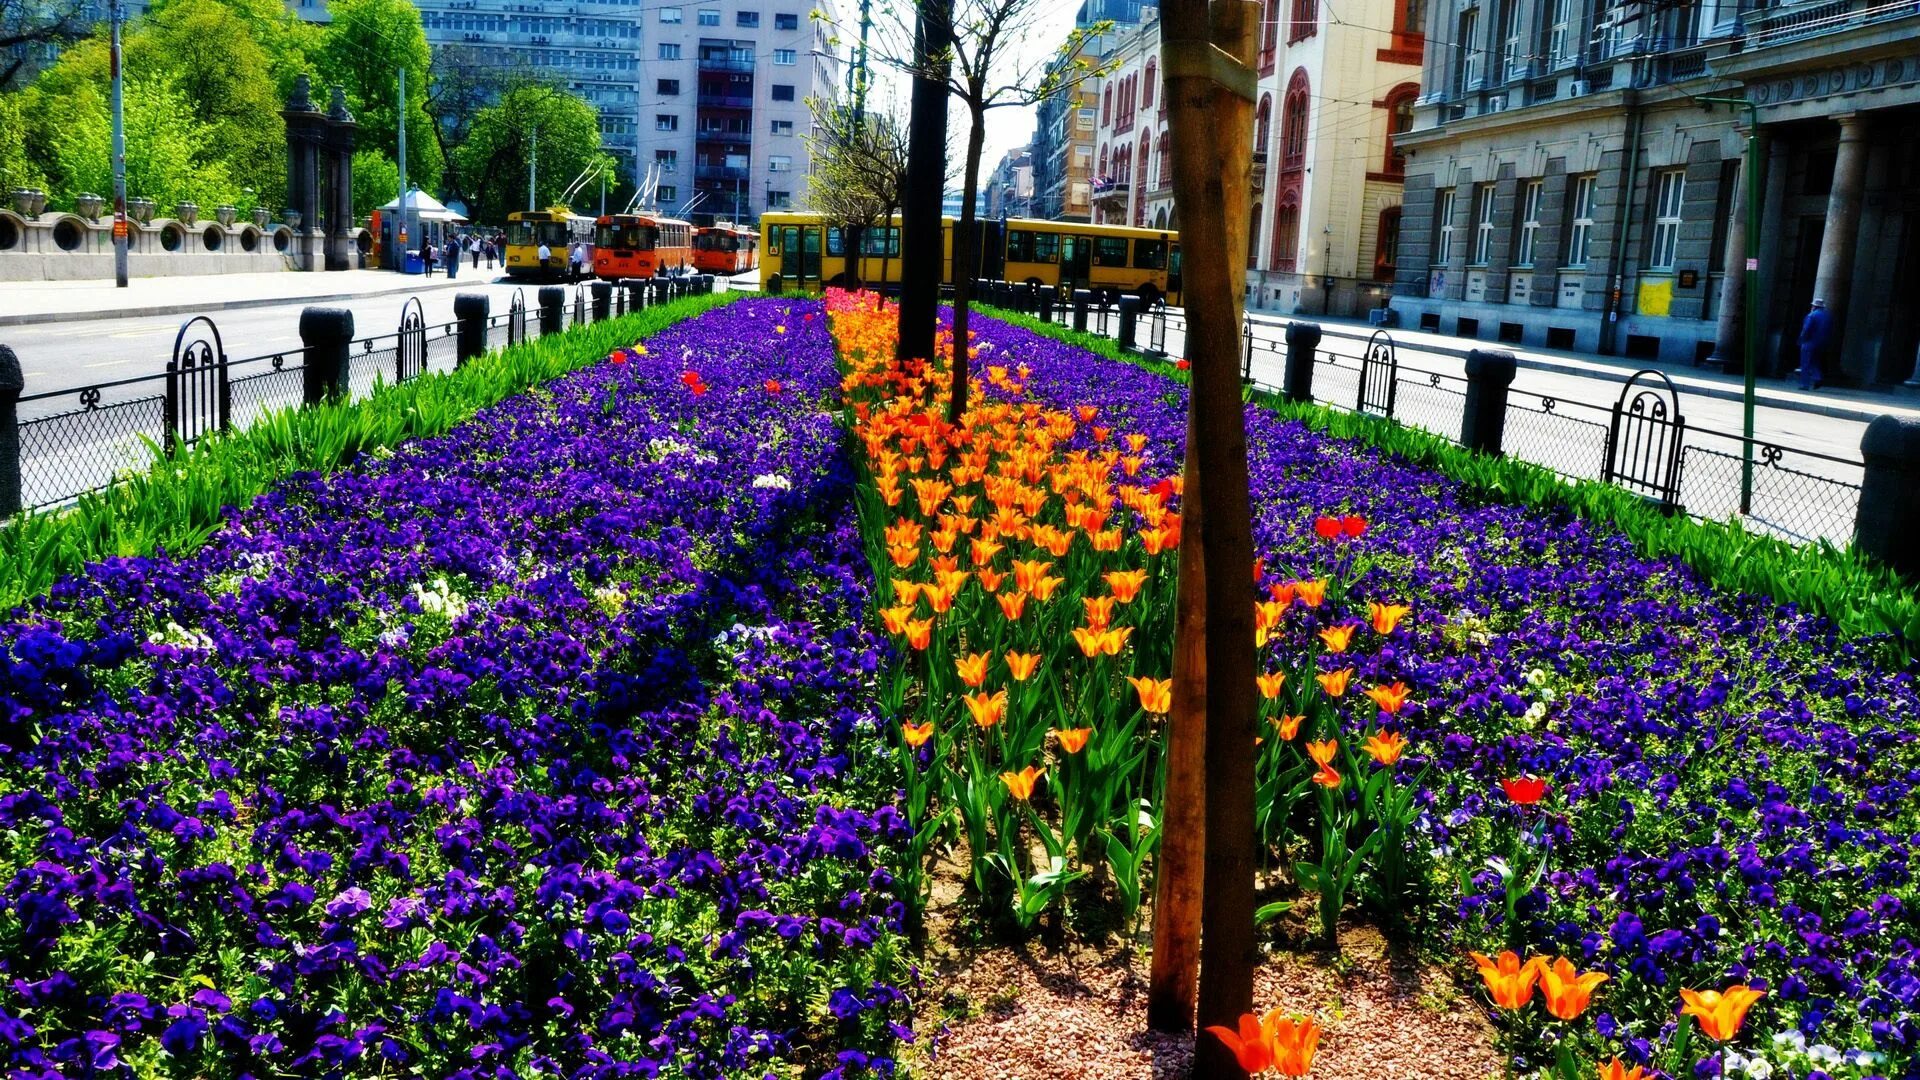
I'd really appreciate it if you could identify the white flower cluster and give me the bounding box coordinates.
[147,621,215,652]
[592,584,629,615]
[750,473,792,491]
[1744,1030,1887,1078]
[1519,667,1559,727]
[647,436,715,465]
[412,577,469,621]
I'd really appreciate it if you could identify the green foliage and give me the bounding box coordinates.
[350,147,400,218]
[0,91,44,192]
[0,293,738,613]
[44,75,238,209]
[453,84,604,224]
[311,0,441,190]
[979,304,1920,663]
[134,0,285,209]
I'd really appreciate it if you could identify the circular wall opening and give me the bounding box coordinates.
[202,225,223,252]
[272,227,290,253]
[160,224,184,251]
[2,214,25,250]
[239,227,259,252]
[52,218,84,251]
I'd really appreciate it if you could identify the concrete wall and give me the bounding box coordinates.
[0,212,297,281]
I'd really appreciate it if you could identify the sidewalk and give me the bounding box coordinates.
[0,270,474,327]
[1248,309,1920,426]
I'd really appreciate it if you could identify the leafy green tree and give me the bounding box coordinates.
[133,0,284,208]
[312,0,440,191]
[0,91,46,192]
[452,84,603,225]
[48,75,237,209]
[350,147,399,219]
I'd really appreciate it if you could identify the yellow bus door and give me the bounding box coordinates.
[1061,235,1093,293]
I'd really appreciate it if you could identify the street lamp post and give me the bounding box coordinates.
[109,0,128,288]
[1700,95,1760,515]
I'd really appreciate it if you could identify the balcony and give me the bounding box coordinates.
[696,164,751,182]
[698,55,756,73]
[695,129,752,145]
[697,91,755,109]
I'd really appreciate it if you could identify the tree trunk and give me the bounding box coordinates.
[1161,1,1263,1076]
[898,0,953,365]
[947,106,987,424]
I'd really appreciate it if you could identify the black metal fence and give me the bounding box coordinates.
[1041,297,1876,550]
[0,273,730,517]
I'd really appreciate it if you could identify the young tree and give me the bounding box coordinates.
[0,0,92,91]
[312,0,441,191]
[804,93,910,299]
[451,83,602,224]
[424,45,513,206]
[1148,5,1263,1078]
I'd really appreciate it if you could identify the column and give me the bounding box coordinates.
[1707,128,1762,369]
[1752,134,1791,375]
[1811,114,1869,326]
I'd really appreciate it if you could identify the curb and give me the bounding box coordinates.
[0,276,476,328]
[1278,317,1908,427]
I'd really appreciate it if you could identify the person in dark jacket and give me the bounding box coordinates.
[1798,298,1832,391]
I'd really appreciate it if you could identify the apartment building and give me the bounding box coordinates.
[984,146,1035,218]
[1028,0,1145,223]
[1390,0,1920,382]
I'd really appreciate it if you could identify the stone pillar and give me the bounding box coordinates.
[538,287,565,335]
[1073,288,1092,332]
[1857,414,1920,578]
[1752,135,1792,376]
[1812,114,1869,334]
[0,344,21,518]
[299,307,355,403]
[1706,131,1760,371]
[1283,321,1322,402]
[1461,348,1518,455]
[590,281,612,322]
[453,293,489,367]
[1117,295,1141,351]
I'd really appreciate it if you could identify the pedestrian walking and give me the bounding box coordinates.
[1798,297,1832,391]
[470,235,481,269]
[570,240,587,281]
[446,239,459,279]
[537,240,552,274]
[422,239,435,277]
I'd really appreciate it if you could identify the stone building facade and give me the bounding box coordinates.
[1391,0,1920,384]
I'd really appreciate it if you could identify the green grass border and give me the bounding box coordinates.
[977,304,1920,661]
[0,292,740,613]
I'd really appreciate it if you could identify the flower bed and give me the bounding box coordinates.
[828,290,1917,1079]
[0,299,910,1078]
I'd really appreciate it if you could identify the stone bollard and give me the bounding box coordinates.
[590,282,612,322]
[1858,415,1920,578]
[1117,296,1142,352]
[0,344,20,518]
[1461,349,1519,455]
[628,280,647,312]
[453,293,489,368]
[1038,290,1056,323]
[538,287,565,335]
[1283,321,1322,402]
[1072,289,1093,333]
[299,307,355,404]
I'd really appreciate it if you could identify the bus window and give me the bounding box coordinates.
[859,226,900,256]
[1094,236,1130,267]
[1032,231,1060,263]
[827,227,844,257]
[1132,238,1168,270]
[1007,229,1034,263]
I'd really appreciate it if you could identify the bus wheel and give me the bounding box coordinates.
[1136,284,1161,308]
[767,274,785,294]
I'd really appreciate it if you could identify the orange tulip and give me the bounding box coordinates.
[1317,624,1357,653]
[1679,985,1765,1041]
[1011,558,1053,593]
[1306,739,1339,767]
[1100,625,1133,655]
[1053,727,1093,754]
[1274,714,1305,740]
[890,579,924,606]
[976,567,1005,593]
[1316,668,1353,698]
[1364,682,1410,715]
[1004,651,1041,681]
[902,721,935,748]
[1128,675,1173,714]
[1083,595,1117,631]
[1000,765,1045,801]
[1362,730,1407,767]
[1203,1010,1278,1075]
[1071,626,1107,659]
[969,537,1003,567]
[1469,951,1547,1010]
[1369,601,1412,635]
[1030,575,1066,602]
[954,652,990,688]
[1257,672,1287,699]
[1597,1059,1651,1080]
[1295,579,1328,607]
[962,689,1008,729]
[1105,568,1148,604]
[1311,764,1342,789]
[880,604,914,635]
[997,590,1029,622]
[1269,1014,1321,1077]
[903,618,933,651]
[1539,957,1609,1021]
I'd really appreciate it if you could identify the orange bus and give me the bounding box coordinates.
[692,224,759,275]
[592,214,694,280]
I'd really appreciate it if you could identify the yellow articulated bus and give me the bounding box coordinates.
[757,212,1181,306]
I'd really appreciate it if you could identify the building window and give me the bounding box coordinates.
[1273,201,1301,271]
[768,190,792,209]
[771,84,795,101]
[1375,207,1402,280]
[1514,179,1542,265]
[658,78,681,95]
[769,154,792,172]
[658,185,677,203]
[660,6,682,21]
[656,114,680,131]
[1261,0,1281,71]
[1457,9,1480,92]
[658,43,682,60]
[771,119,795,135]
[1471,183,1496,264]
[1281,69,1309,170]
[698,9,720,26]
[1649,169,1684,271]
[1383,84,1416,175]
[1565,174,1595,266]
[775,12,799,29]
[1142,60,1157,110]
[1101,85,1112,126]
[1077,107,1095,130]
[1290,0,1318,41]
[1255,94,1272,155]
[1250,203,1264,268]
[1399,0,1426,37]
[737,10,759,26]
[773,48,796,64]
[1435,188,1457,264]
[656,149,679,171]
[1546,0,1571,66]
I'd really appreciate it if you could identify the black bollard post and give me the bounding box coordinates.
[1038,289,1056,323]
[628,280,647,311]
[1072,289,1092,333]
[1858,415,1920,579]
[1282,321,1322,401]
[0,344,20,518]
[538,287,564,335]
[299,307,355,404]
[1461,349,1519,455]
[1118,295,1142,352]
[590,282,612,322]
[452,293,489,367]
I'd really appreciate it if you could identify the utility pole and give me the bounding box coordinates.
[1700,95,1760,515]
[898,0,952,364]
[528,123,539,211]
[396,67,411,263]
[850,0,873,131]
[109,0,127,288]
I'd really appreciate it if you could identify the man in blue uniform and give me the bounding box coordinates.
[1798,298,1832,391]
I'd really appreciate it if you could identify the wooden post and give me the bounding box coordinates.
[1148,5,1263,1072]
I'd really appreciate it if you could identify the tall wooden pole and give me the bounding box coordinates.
[898,0,952,365]
[1155,2,1263,1075]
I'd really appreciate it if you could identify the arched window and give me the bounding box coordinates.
[1156,132,1171,186]
[1099,145,1109,178]
[1255,94,1273,155]
[1272,200,1301,272]
[1102,85,1112,126]
[1249,203,1264,268]
[1135,132,1152,224]
[1374,207,1403,280]
[1260,0,1281,72]
[1383,84,1418,175]
[1290,0,1318,41]
[1281,69,1310,171]
[1143,61,1157,110]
